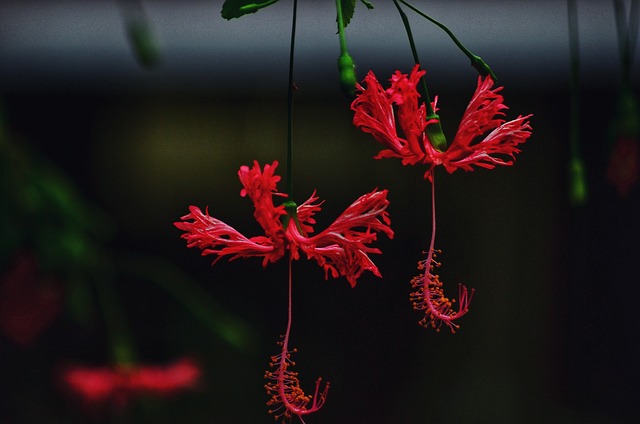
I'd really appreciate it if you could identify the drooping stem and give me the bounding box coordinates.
[398,0,496,81]
[614,0,639,85]
[286,0,298,198]
[567,0,588,206]
[567,0,580,160]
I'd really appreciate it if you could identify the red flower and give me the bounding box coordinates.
[606,136,639,198]
[174,160,394,288]
[352,65,533,179]
[352,66,532,332]
[0,253,63,347]
[60,358,201,407]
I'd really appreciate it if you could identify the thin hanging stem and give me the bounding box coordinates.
[286,0,298,198]
[566,0,588,206]
[426,176,437,268]
[399,0,496,81]
[568,0,580,159]
[614,0,640,84]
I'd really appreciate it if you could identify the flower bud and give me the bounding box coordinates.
[425,116,448,152]
[338,53,357,99]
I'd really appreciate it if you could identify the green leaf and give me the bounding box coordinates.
[341,0,356,28]
[221,0,280,20]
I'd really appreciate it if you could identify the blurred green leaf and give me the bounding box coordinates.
[116,252,257,353]
[221,0,280,20]
[128,20,162,69]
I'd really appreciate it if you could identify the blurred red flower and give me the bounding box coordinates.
[61,357,201,407]
[0,253,63,347]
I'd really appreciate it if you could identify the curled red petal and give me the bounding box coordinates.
[238,160,287,241]
[387,65,429,159]
[438,76,533,173]
[288,189,394,287]
[174,205,284,266]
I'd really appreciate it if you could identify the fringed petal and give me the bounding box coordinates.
[174,206,283,266]
[351,71,405,155]
[238,160,287,241]
[289,189,394,287]
[442,76,533,173]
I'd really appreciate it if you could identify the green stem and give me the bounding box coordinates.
[614,0,639,85]
[567,0,587,206]
[336,0,348,54]
[286,0,298,198]
[399,0,496,81]
[567,0,580,160]
[335,0,357,98]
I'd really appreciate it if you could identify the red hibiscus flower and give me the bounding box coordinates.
[60,357,201,407]
[351,65,532,180]
[352,66,532,332]
[174,160,394,288]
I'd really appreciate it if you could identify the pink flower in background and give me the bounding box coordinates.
[352,65,532,180]
[175,160,394,288]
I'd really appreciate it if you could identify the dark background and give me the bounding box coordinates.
[1,1,639,423]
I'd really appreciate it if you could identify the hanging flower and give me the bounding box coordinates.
[174,160,394,288]
[60,357,201,407]
[352,66,532,332]
[351,65,532,180]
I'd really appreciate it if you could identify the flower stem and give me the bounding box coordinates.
[286,0,298,198]
[567,0,587,206]
[335,0,348,54]
[614,0,639,85]
[398,0,496,81]
[336,0,357,97]
[392,0,447,151]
